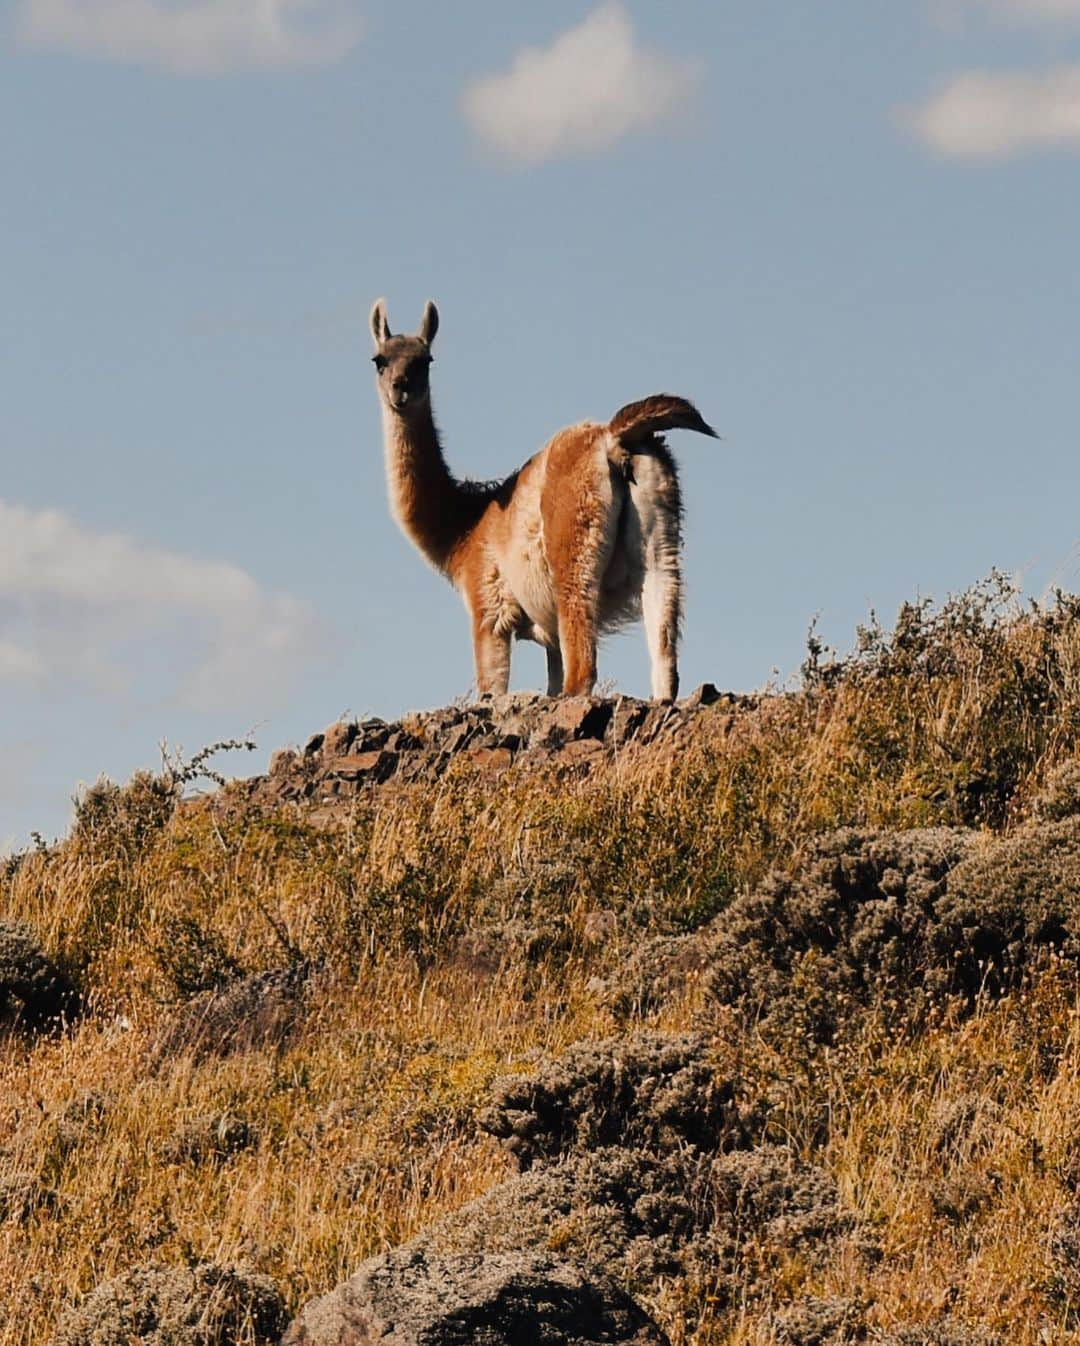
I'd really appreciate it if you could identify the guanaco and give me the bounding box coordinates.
[370,298,717,701]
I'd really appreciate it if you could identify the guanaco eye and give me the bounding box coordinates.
[372,356,388,372]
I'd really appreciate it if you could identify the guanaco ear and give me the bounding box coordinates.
[370,298,391,347]
[418,300,439,347]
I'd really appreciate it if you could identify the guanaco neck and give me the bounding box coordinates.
[380,401,486,576]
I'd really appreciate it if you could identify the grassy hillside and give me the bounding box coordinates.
[4,574,1080,1343]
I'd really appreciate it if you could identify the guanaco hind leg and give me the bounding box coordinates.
[471,618,511,696]
[642,559,681,701]
[629,452,683,703]
[542,440,620,698]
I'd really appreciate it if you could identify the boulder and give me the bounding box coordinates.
[282,1248,668,1346]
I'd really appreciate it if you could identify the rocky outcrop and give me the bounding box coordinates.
[239,686,740,810]
[282,1249,668,1346]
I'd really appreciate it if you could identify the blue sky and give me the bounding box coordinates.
[3,0,1080,844]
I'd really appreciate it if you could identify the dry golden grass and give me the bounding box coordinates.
[5,578,1080,1343]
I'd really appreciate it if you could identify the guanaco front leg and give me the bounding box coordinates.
[545,644,564,696]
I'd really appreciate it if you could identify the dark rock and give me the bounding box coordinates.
[538,698,614,747]
[557,739,607,771]
[50,1261,287,1346]
[681,683,722,709]
[329,750,399,783]
[442,722,480,754]
[385,729,422,753]
[282,1248,668,1346]
[240,684,763,812]
[0,919,81,1032]
[356,718,391,750]
[608,700,650,746]
[489,715,532,747]
[634,705,677,745]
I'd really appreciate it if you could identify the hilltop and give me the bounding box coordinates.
[4,576,1080,1344]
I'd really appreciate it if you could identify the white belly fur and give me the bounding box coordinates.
[496,467,559,643]
[493,438,662,646]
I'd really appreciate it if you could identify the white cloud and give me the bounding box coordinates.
[906,64,1080,156]
[462,2,702,164]
[0,499,321,711]
[17,0,362,75]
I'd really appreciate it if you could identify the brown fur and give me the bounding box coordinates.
[369,299,717,701]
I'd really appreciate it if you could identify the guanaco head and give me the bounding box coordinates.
[369,299,439,416]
